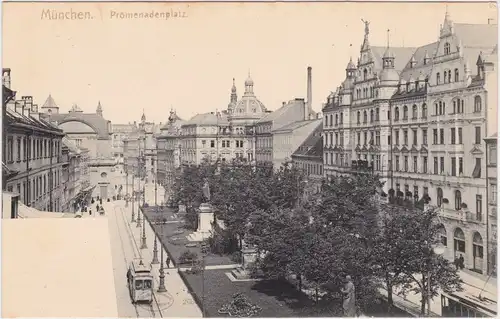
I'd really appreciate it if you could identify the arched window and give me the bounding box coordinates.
[412,105,418,119]
[454,68,459,82]
[340,112,343,124]
[101,172,108,178]
[455,190,462,210]
[403,105,408,119]
[444,71,448,83]
[438,224,448,246]
[454,228,466,254]
[474,96,482,112]
[422,103,427,118]
[363,111,367,123]
[370,110,374,123]
[375,108,380,121]
[444,42,451,55]
[363,69,368,80]
[436,72,441,84]
[472,232,484,271]
[335,114,338,125]
[448,70,452,83]
[437,187,443,207]
[394,107,399,121]
[357,111,361,123]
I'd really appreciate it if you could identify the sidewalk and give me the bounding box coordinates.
[119,200,202,318]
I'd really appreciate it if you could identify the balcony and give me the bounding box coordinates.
[438,206,484,225]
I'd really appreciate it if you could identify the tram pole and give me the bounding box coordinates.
[136,139,142,228]
[125,167,129,208]
[151,160,159,264]
[131,170,135,222]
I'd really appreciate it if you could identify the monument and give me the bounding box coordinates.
[187,179,214,242]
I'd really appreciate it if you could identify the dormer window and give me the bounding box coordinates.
[444,42,451,55]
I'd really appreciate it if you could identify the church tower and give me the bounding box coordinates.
[96,101,103,117]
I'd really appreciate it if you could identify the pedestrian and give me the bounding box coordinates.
[459,254,465,270]
[341,275,356,317]
[454,257,460,270]
[96,204,100,211]
[166,256,171,268]
[89,209,92,216]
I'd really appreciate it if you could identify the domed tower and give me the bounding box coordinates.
[96,101,103,117]
[227,78,238,114]
[229,71,267,123]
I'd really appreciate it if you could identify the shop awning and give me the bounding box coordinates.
[18,203,66,218]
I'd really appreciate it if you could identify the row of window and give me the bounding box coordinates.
[323,152,382,171]
[298,161,323,177]
[7,170,61,206]
[4,136,61,163]
[436,67,461,85]
[391,155,481,178]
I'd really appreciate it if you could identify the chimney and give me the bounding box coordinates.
[306,66,312,120]
[2,68,11,89]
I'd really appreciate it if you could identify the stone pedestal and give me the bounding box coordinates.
[231,246,257,280]
[187,203,214,242]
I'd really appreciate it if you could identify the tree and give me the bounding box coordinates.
[393,207,463,315]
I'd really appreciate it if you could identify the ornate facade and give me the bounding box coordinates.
[322,13,497,274]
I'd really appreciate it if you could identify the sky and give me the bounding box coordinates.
[2,2,497,125]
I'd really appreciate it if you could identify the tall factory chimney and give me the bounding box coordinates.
[306,66,312,120]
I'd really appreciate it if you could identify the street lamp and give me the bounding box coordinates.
[131,170,135,222]
[151,165,159,264]
[427,243,445,316]
[125,165,129,208]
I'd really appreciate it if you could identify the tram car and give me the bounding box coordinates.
[127,259,154,303]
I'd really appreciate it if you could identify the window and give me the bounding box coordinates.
[22,138,27,161]
[340,133,344,146]
[404,156,408,172]
[412,105,418,119]
[363,111,367,123]
[394,107,399,121]
[454,190,462,211]
[490,146,497,165]
[451,157,457,176]
[201,140,206,147]
[16,138,21,161]
[375,131,380,146]
[475,126,481,144]
[476,195,483,221]
[440,157,445,174]
[473,158,481,178]
[440,128,444,144]
[437,187,443,207]
[422,129,428,145]
[395,131,400,145]
[444,42,450,55]
[210,140,215,148]
[363,132,367,145]
[370,131,374,145]
[413,156,418,173]
[433,129,438,144]
[454,68,459,82]
[436,72,441,84]
[357,132,361,145]
[444,70,448,83]
[422,103,427,118]
[423,156,428,173]
[370,110,374,123]
[474,96,482,112]
[451,128,456,144]
[335,114,338,125]
[459,157,463,175]
[403,130,408,145]
[335,133,339,145]
[458,128,463,144]
[357,111,361,124]
[434,157,439,174]
[395,156,400,171]
[403,105,408,120]
[412,129,417,145]
[375,108,380,121]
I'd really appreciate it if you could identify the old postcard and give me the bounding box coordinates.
[2,1,498,318]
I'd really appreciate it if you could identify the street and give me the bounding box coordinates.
[89,176,201,318]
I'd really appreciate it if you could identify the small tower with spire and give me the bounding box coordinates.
[382,29,395,69]
[230,78,237,103]
[41,94,60,115]
[244,71,254,95]
[346,57,357,78]
[96,101,103,117]
[440,6,454,38]
[141,109,146,125]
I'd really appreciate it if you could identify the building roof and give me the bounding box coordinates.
[272,118,320,133]
[48,112,111,139]
[183,112,229,126]
[292,122,323,159]
[2,218,118,317]
[41,94,59,109]
[257,99,307,124]
[62,136,81,154]
[398,42,439,81]
[371,46,417,73]
[5,108,64,135]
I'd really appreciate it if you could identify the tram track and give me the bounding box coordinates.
[114,204,164,318]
